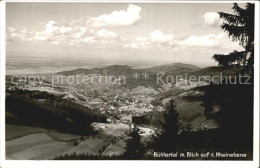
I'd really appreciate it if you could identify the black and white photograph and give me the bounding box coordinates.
[0,0,259,167]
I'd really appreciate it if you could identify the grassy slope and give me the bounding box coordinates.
[6,124,81,142]
[6,124,46,141]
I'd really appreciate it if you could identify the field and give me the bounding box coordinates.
[6,123,132,160]
[6,124,46,141]
[6,133,73,160]
[102,138,126,156]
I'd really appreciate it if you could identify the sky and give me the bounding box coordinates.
[6,3,245,67]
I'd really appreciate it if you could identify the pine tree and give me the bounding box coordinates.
[153,99,180,152]
[201,84,213,117]
[124,128,144,159]
[213,3,254,75]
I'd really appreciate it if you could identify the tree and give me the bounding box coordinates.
[124,128,144,159]
[201,84,213,117]
[153,99,180,152]
[213,3,255,75]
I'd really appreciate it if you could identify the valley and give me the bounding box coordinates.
[5,63,222,159]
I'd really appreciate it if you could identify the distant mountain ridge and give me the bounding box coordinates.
[57,63,201,76]
[56,63,223,89]
[57,65,135,77]
[144,63,200,73]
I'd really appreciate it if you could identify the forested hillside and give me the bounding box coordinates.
[6,89,107,135]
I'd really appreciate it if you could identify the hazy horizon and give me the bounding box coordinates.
[6,52,207,75]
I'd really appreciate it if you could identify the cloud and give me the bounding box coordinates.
[45,20,59,33]
[51,41,60,45]
[7,17,122,47]
[97,29,117,38]
[20,29,28,34]
[123,43,139,49]
[150,30,173,43]
[7,27,16,33]
[81,36,95,43]
[125,30,174,49]
[179,33,225,47]
[178,32,243,54]
[6,28,35,42]
[203,12,222,27]
[6,17,241,53]
[6,4,142,46]
[59,26,73,34]
[7,21,99,46]
[34,32,48,41]
[72,27,88,39]
[87,4,142,27]
[125,30,242,54]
